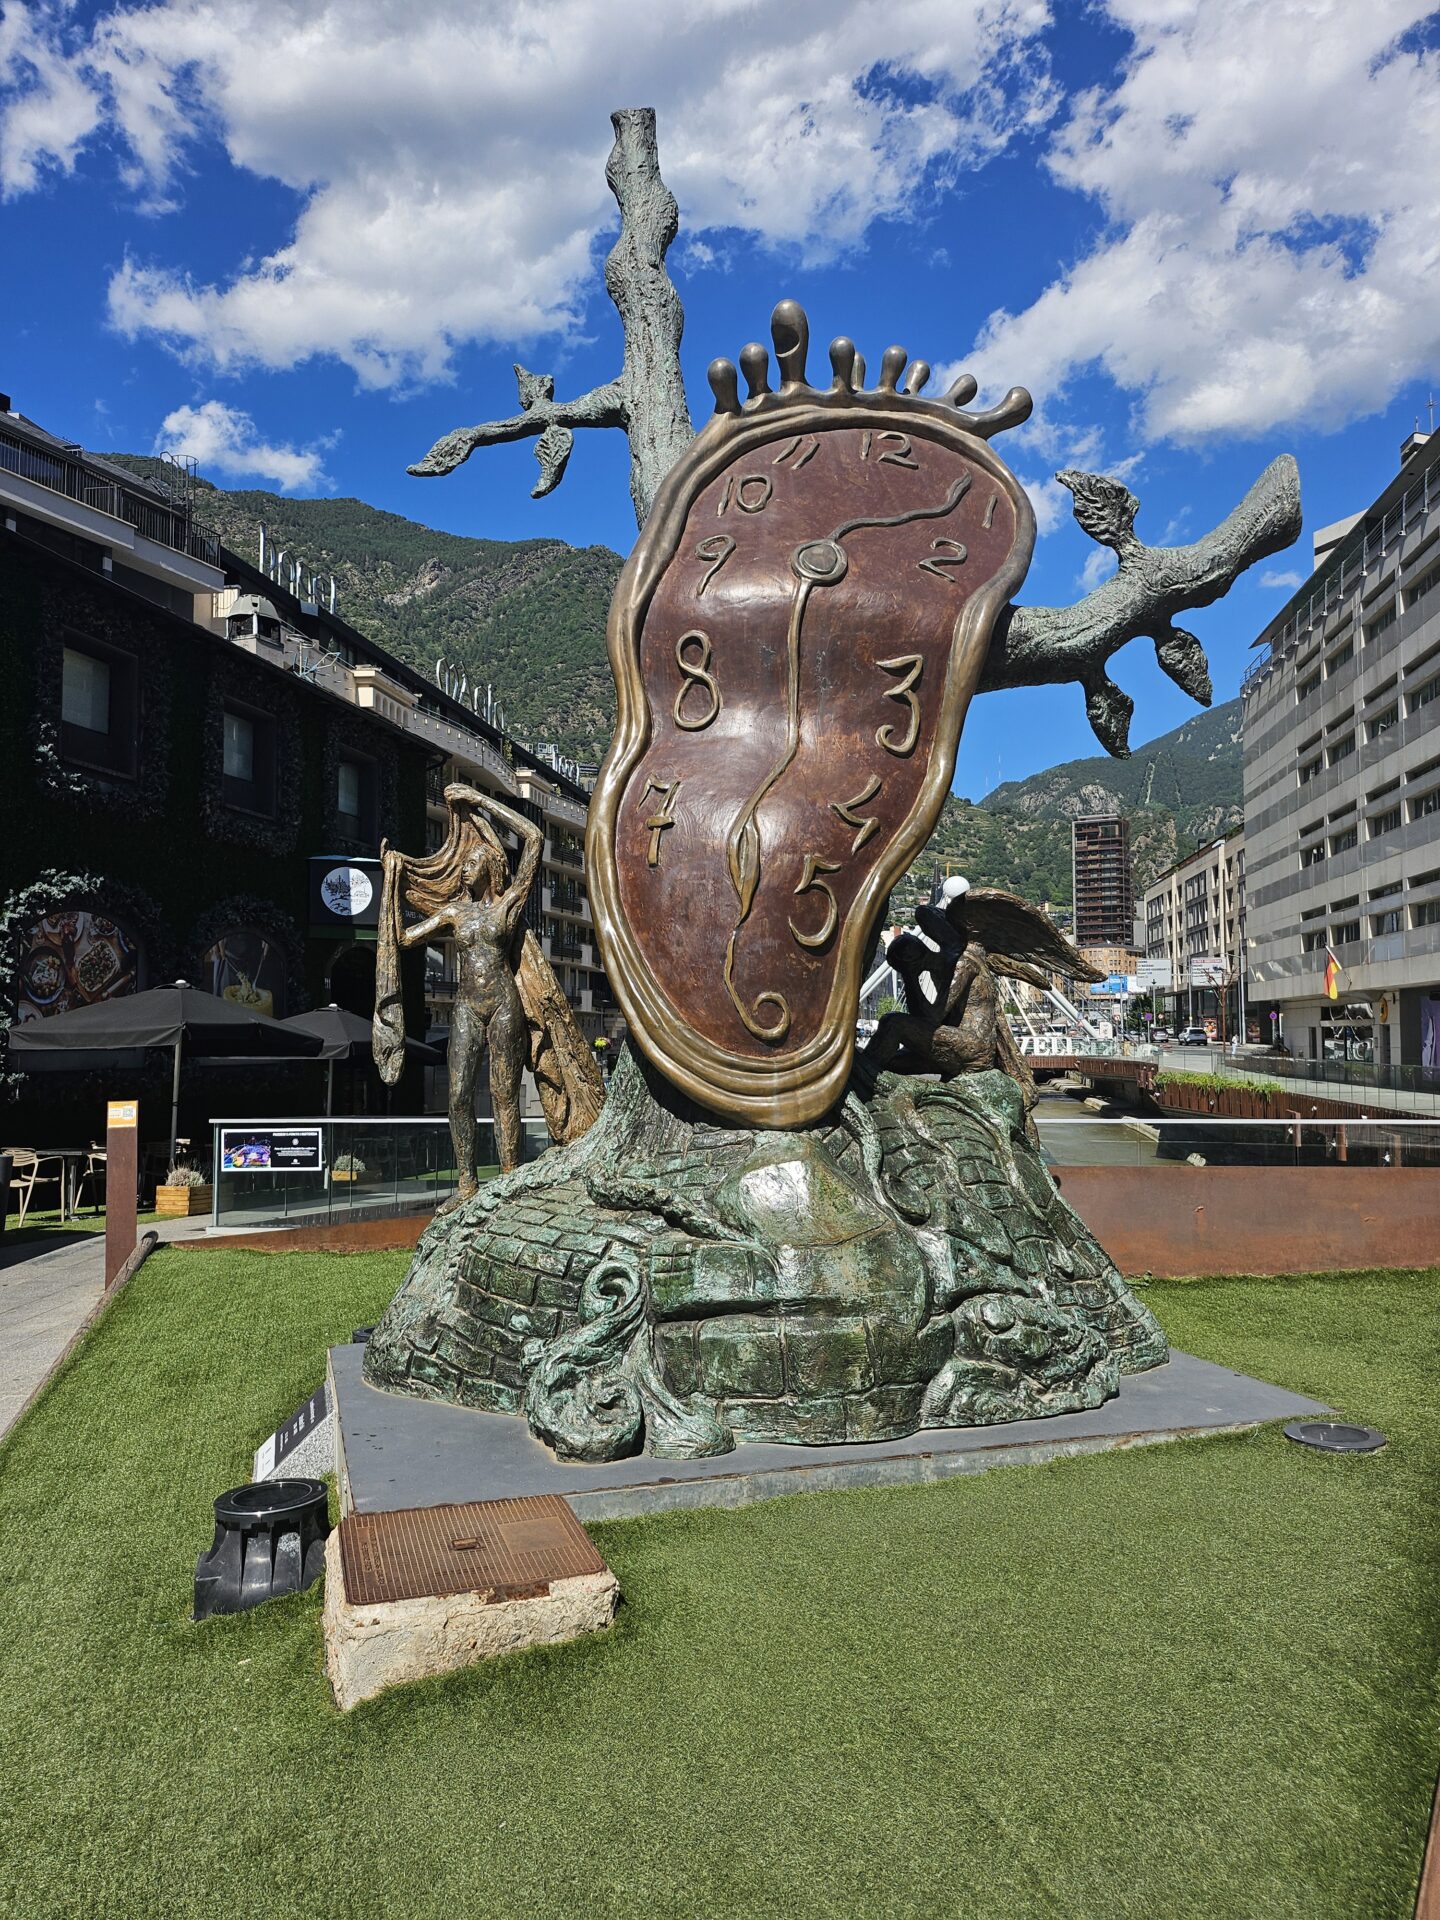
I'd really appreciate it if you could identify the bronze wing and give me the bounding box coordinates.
[956,888,1105,987]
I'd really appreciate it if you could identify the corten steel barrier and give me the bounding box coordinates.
[1054,1167,1440,1277]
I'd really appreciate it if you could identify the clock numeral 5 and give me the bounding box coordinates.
[789,855,842,951]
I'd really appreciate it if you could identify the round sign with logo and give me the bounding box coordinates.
[321,866,373,918]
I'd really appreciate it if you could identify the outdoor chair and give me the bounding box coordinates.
[76,1146,108,1214]
[2,1147,62,1226]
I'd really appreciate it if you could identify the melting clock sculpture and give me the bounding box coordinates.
[364,303,1169,1460]
[363,112,1299,1459]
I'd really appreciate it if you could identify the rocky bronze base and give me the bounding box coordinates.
[363,1049,1166,1460]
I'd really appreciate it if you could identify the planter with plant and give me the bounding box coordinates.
[332,1153,368,1185]
[155,1164,213,1218]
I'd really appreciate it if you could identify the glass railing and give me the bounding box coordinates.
[206,1115,552,1231]
[1036,1114,1440,1168]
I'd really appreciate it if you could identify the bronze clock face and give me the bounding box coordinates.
[587,316,1035,1127]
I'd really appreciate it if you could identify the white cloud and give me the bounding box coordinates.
[154,400,332,491]
[1260,568,1303,590]
[967,0,1440,442]
[3,0,1057,387]
[0,2,101,197]
[1077,546,1116,592]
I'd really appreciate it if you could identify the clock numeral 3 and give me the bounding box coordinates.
[876,654,923,756]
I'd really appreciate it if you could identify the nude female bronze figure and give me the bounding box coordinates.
[373,783,603,1207]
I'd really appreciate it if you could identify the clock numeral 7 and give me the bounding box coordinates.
[789,855,842,951]
[875,654,923,756]
[639,777,680,868]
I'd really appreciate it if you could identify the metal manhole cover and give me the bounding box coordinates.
[1283,1420,1387,1454]
[338,1493,608,1606]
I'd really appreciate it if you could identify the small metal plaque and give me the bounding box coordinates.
[338,1494,608,1607]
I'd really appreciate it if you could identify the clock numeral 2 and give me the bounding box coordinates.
[918,537,968,582]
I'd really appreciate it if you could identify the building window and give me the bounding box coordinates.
[1371,909,1402,935]
[1296,670,1321,702]
[1332,919,1360,945]
[336,753,377,842]
[1329,827,1357,855]
[1410,672,1440,715]
[1300,843,1325,868]
[1413,788,1440,822]
[1326,639,1354,673]
[60,640,137,778]
[1370,805,1402,837]
[1367,604,1397,642]
[1299,757,1321,785]
[1367,703,1398,741]
[1301,929,1326,953]
[1414,900,1440,928]
[221,705,276,814]
[1408,562,1440,606]
[1327,732,1355,766]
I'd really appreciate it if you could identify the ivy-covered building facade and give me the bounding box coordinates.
[0,410,434,1141]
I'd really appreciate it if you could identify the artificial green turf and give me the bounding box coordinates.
[2,1252,1438,1919]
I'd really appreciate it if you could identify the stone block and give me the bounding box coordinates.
[654,1320,700,1396]
[783,1316,875,1397]
[723,1394,846,1445]
[321,1531,619,1711]
[843,1383,926,1442]
[487,1263,537,1305]
[696,1313,785,1399]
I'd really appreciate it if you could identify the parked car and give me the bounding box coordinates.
[1177,1025,1211,1047]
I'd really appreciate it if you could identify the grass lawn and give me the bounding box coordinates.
[2,1251,1438,1919]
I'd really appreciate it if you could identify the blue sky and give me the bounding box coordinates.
[3,0,1438,796]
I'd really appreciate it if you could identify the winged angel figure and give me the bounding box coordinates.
[373,783,603,1207]
[863,877,1103,1117]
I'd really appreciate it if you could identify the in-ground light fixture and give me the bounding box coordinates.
[1283,1420,1387,1453]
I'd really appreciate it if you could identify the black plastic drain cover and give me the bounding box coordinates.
[1283,1420,1386,1453]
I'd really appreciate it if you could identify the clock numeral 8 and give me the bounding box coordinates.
[674,630,722,731]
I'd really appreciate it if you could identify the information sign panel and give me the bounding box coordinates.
[220,1127,324,1173]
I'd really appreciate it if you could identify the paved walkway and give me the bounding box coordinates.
[0,1214,222,1442]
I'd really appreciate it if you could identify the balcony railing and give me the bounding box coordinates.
[0,425,221,567]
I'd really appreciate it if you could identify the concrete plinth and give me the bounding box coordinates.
[330,1343,1331,1525]
[321,1527,619,1710]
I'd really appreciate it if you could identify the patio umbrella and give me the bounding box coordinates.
[278,1005,440,1113]
[6,980,323,1165]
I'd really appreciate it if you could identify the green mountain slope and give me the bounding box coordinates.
[912,699,1244,911]
[106,457,1240,902]
[107,457,623,761]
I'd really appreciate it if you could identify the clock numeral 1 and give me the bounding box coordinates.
[789,855,842,951]
[876,654,923,756]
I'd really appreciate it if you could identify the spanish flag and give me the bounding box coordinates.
[1324,948,1342,1001]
